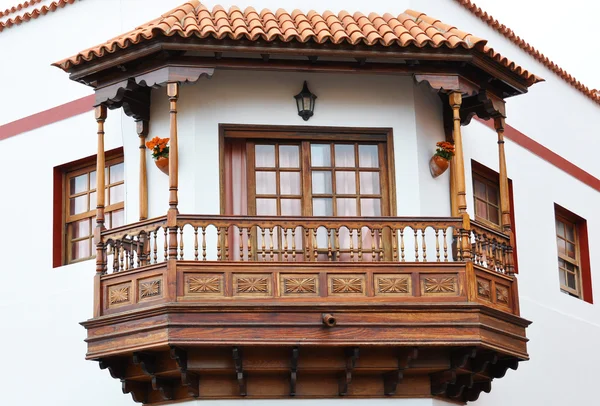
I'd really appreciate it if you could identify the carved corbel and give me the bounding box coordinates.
[430,347,477,395]
[122,380,149,404]
[446,373,474,398]
[134,66,215,88]
[463,380,492,401]
[339,347,359,396]
[460,90,506,125]
[232,347,247,396]
[98,359,127,380]
[290,347,299,396]
[488,358,519,379]
[170,346,200,398]
[383,347,418,396]
[133,352,157,376]
[151,376,174,400]
[94,79,151,121]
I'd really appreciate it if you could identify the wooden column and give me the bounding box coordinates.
[167,82,179,262]
[137,120,149,221]
[495,116,515,274]
[449,92,471,260]
[94,105,107,318]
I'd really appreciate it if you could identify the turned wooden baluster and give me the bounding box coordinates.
[443,228,448,262]
[304,228,310,261]
[313,229,318,261]
[378,228,384,261]
[225,227,230,260]
[328,228,333,261]
[268,228,274,261]
[487,236,495,270]
[202,227,207,261]
[291,228,296,261]
[217,227,222,261]
[349,229,355,262]
[194,226,199,261]
[358,228,363,261]
[261,227,266,261]
[164,228,168,261]
[370,228,376,261]
[421,228,427,262]
[335,229,340,261]
[247,226,253,261]
[112,243,118,272]
[435,228,441,262]
[179,227,184,260]
[400,228,405,262]
[283,228,289,261]
[239,227,244,261]
[392,228,398,262]
[414,228,419,262]
[152,230,158,264]
[119,243,124,271]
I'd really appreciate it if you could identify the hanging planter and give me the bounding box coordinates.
[429,141,455,178]
[146,136,170,175]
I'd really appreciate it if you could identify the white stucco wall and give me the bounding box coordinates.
[1,0,600,406]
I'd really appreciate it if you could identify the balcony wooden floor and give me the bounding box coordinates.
[88,215,529,404]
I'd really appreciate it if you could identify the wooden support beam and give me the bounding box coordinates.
[449,92,467,215]
[290,347,299,396]
[339,347,359,396]
[383,347,418,396]
[233,347,247,396]
[170,347,200,398]
[137,120,149,221]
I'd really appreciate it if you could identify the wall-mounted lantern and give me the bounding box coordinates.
[294,81,317,121]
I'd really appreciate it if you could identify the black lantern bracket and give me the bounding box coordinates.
[294,81,317,121]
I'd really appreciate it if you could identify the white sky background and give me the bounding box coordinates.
[1,0,598,89]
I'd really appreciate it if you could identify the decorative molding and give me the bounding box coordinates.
[496,285,510,305]
[477,279,491,300]
[108,283,131,306]
[281,275,318,296]
[186,275,223,295]
[375,275,411,295]
[139,278,162,300]
[329,275,365,295]
[421,275,458,295]
[233,274,272,296]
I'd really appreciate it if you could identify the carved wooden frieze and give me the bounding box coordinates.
[496,285,510,305]
[139,278,162,301]
[374,275,412,296]
[280,274,319,296]
[108,283,131,307]
[233,274,272,296]
[328,274,366,296]
[421,275,458,296]
[185,274,224,296]
[477,279,491,301]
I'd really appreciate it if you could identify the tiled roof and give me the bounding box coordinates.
[455,0,600,104]
[0,0,42,18]
[52,0,540,85]
[0,0,76,32]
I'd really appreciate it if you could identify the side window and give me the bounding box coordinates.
[554,205,593,303]
[54,152,125,266]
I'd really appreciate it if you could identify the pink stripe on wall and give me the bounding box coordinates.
[0,94,95,141]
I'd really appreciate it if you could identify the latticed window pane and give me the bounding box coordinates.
[555,215,581,298]
[473,174,501,227]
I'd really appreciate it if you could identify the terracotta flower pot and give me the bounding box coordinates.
[154,156,169,175]
[429,155,449,178]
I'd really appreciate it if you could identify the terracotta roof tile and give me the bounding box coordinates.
[0,0,42,18]
[0,0,76,32]
[455,0,600,104]
[52,0,540,85]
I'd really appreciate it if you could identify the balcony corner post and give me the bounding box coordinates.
[94,104,107,317]
[137,120,149,221]
[167,82,179,263]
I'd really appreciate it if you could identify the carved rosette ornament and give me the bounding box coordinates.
[188,276,221,294]
[283,277,317,294]
[477,279,491,300]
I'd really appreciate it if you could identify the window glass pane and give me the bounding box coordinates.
[255,145,276,167]
[361,198,381,216]
[280,172,301,195]
[256,198,277,215]
[565,224,575,242]
[70,174,88,195]
[359,172,380,194]
[70,195,88,215]
[566,242,576,259]
[336,171,356,194]
[89,192,97,211]
[567,272,577,289]
[110,163,124,183]
[256,172,277,194]
[279,145,300,168]
[358,145,378,168]
[312,171,332,194]
[488,205,500,225]
[334,144,355,167]
[89,171,97,190]
[337,198,357,216]
[311,144,331,167]
[559,269,566,286]
[71,239,90,260]
[313,198,333,216]
[109,184,125,205]
[281,199,301,216]
[556,237,566,255]
[72,219,91,239]
[111,209,125,228]
[475,199,487,220]
[474,179,486,199]
[487,186,499,205]
[555,219,565,237]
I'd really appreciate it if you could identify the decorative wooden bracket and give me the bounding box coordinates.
[151,376,174,401]
[463,380,492,401]
[446,373,474,398]
[470,352,499,374]
[98,359,126,380]
[339,347,360,396]
[383,347,419,396]
[489,358,519,379]
[430,347,477,395]
[170,346,200,398]
[133,351,174,401]
[232,347,247,396]
[290,347,299,396]
[122,380,149,404]
[95,79,151,122]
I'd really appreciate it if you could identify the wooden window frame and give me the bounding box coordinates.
[219,125,397,217]
[472,163,502,230]
[554,204,593,303]
[53,148,124,267]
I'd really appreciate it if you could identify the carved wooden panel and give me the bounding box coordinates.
[374,274,412,296]
[420,274,458,296]
[477,278,491,301]
[139,277,162,301]
[184,274,224,297]
[108,282,132,308]
[328,274,366,296]
[233,274,273,297]
[280,274,319,297]
[496,284,510,306]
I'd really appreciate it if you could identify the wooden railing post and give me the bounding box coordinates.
[449,92,471,260]
[94,105,107,318]
[495,116,515,275]
[138,120,149,221]
[166,83,179,301]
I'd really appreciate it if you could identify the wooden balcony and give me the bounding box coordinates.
[86,215,528,404]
